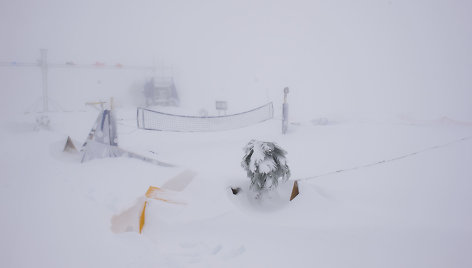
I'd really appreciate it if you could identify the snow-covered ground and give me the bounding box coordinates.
[1,108,471,267]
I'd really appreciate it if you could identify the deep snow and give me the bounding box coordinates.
[1,108,471,267]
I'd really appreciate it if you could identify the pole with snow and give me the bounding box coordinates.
[282,87,289,134]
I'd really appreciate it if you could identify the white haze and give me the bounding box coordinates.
[0,0,471,120]
[1,2,472,267]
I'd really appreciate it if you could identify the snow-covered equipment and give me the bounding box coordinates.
[139,186,186,233]
[34,114,50,130]
[4,49,156,114]
[137,102,273,132]
[81,109,121,162]
[110,170,196,234]
[63,136,78,153]
[241,140,291,196]
[81,108,173,166]
[143,77,179,107]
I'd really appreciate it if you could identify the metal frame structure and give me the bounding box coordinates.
[0,49,156,112]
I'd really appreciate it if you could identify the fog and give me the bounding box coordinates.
[1,0,471,121]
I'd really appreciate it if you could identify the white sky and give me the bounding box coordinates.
[0,0,471,120]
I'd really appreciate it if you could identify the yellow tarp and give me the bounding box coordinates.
[139,201,147,234]
[139,186,186,234]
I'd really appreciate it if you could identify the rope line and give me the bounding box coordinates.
[116,121,140,135]
[299,135,472,182]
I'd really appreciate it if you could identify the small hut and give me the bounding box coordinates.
[143,77,179,107]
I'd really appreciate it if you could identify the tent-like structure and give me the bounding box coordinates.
[80,108,173,166]
[63,136,78,153]
[110,170,196,234]
[81,109,121,162]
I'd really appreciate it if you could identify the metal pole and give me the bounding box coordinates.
[282,87,289,134]
[40,49,48,112]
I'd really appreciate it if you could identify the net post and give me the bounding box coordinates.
[142,108,145,129]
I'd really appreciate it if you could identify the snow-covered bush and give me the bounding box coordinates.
[241,140,290,196]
